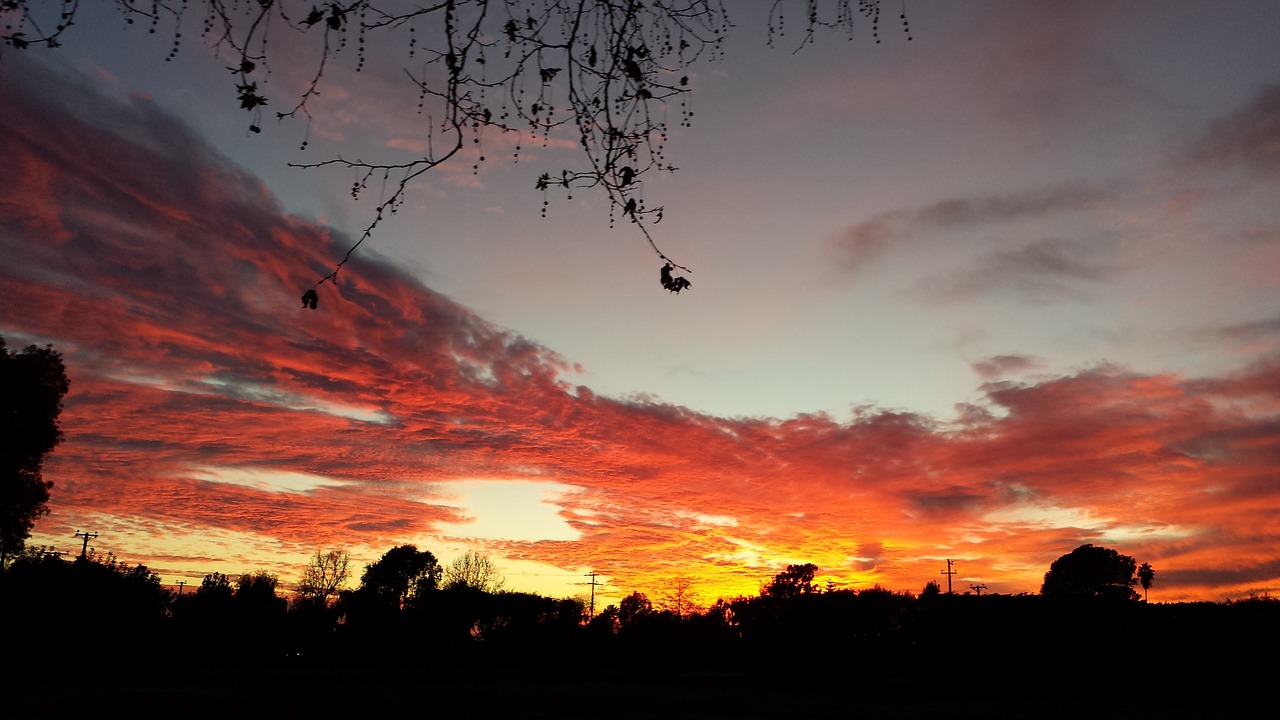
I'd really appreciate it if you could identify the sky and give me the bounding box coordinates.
[3,1,1280,606]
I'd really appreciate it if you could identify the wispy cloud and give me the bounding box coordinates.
[919,236,1122,304]
[830,183,1112,272]
[1181,84,1280,177]
[1204,315,1280,357]
[971,354,1045,381]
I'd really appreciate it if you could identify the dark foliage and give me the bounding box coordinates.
[1138,561,1155,600]
[1041,543,1140,601]
[355,544,441,608]
[0,548,170,664]
[294,547,350,603]
[0,546,1274,716]
[760,562,818,598]
[0,334,69,563]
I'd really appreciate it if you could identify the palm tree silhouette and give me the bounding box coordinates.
[1137,562,1155,601]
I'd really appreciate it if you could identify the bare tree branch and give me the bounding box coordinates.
[3,1,906,302]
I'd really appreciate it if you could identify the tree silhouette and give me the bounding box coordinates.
[656,574,701,618]
[443,549,505,592]
[1,548,171,665]
[0,334,69,565]
[236,570,287,618]
[1,1,908,299]
[1040,544,1140,601]
[2,540,1278,712]
[295,548,351,604]
[198,571,235,598]
[170,570,236,645]
[1137,562,1155,602]
[761,562,818,599]
[179,571,235,616]
[234,570,289,657]
[358,544,441,609]
[618,590,655,629]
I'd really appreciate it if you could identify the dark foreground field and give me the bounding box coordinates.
[7,585,1273,718]
[3,661,1265,719]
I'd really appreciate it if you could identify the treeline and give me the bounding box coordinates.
[2,545,1276,705]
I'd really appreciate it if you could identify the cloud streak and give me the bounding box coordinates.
[4,57,1279,604]
[1182,84,1280,177]
[831,183,1111,272]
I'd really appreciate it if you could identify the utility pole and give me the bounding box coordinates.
[941,559,957,595]
[176,580,186,597]
[583,571,602,620]
[74,530,98,559]
[970,583,987,596]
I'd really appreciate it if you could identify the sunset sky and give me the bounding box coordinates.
[3,1,1280,606]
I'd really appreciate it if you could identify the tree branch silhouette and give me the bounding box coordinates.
[3,1,907,303]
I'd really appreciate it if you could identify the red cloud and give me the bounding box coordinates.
[4,57,1279,604]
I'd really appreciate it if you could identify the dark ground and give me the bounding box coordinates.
[2,663,1265,719]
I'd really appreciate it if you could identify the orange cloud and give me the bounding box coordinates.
[4,56,1279,605]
